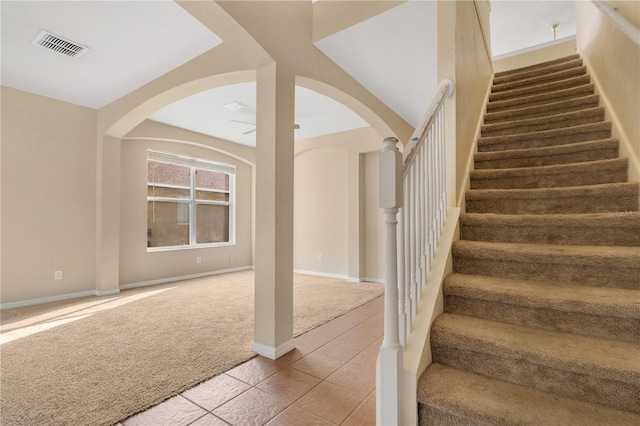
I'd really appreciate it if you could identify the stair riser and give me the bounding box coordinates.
[487,85,594,113]
[470,168,627,189]
[452,256,640,289]
[489,76,591,103]
[460,223,640,246]
[444,296,640,344]
[465,194,639,215]
[484,96,600,124]
[494,55,581,81]
[431,345,640,414]
[474,146,619,169]
[481,111,605,138]
[492,67,587,94]
[418,405,484,426]
[478,128,611,152]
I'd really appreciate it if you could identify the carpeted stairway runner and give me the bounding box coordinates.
[417,54,640,424]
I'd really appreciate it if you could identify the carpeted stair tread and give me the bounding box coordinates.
[431,314,640,412]
[417,363,640,426]
[477,121,612,152]
[481,106,605,137]
[474,138,619,169]
[489,75,591,102]
[492,65,587,94]
[487,84,595,112]
[492,58,584,86]
[465,181,639,214]
[452,240,640,289]
[460,212,640,246]
[443,273,640,343]
[494,54,581,79]
[484,94,600,124]
[470,157,628,189]
[432,313,640,384]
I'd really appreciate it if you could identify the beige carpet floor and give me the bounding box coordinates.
[0,270,384,426]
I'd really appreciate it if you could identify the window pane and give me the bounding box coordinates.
[195,169,229,191]
[148,160,190,187]
[147,201,190,247]
[147,185,190,199]
[196,204,229,244]
[195,190,229,202]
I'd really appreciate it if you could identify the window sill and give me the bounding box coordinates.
[147,242,235,253]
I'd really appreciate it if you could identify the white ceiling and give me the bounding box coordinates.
[1,1,222,109]
[491,1,576,58]
[1,0,579,146]
[149,83,368,146]
[315,0,438,128]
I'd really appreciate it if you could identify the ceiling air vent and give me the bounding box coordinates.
[32,30,89,59]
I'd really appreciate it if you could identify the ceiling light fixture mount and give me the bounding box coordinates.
[222,101,247,111]
[551,23,559,41]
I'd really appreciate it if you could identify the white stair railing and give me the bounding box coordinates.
[377,79,455,425]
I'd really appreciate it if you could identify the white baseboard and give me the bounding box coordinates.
[1,289,116,310]
[119,266,253,290]
[293,269,349,280]
[363,277,384,284]
[252,338,296,360]
[96,289,120,297]
[348,277,363,283]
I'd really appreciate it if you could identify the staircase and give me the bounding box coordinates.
[417,55,640,424]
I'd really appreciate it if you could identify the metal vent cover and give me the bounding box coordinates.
[32,30,89,59]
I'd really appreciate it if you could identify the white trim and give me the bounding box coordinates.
[119,266,253,290]
[363,277,384,284]
[591,0,640,46]
[293,269,349,280]
[348,277,364,283]
[492,35,577,61]
[96,289,120,297]
[252,338,296,360]
[1,289,115,310]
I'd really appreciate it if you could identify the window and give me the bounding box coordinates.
[147,151,235,250]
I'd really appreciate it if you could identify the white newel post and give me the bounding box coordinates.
[377,137,403,426]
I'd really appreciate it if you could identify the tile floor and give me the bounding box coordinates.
[121,296,383,426]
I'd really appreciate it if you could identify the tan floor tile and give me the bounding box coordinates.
[188,414,230,426]
[290,352,346,379]
[256,367,321,404]
[294,331,335,355]
[273,347,305,367]
[314,337,369,362]
[311,317,358,338]
[342,391,376,426]
[294,382,367,425]
[182,373,251,411]
[325,361,376,394]
[336,325,382,348]
[350,341,381,370]
[265,405,335,425]
[123,395,206,426]
[212,387,288,426]
[225,356,283,385]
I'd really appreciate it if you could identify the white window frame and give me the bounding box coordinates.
[147,150,236,252]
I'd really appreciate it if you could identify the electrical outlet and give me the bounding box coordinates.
[54,271,63,280]
[196,256,202,264]
[318,254,323,261]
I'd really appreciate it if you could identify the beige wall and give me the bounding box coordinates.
[576,0,640,181]
[119,123,254,286]
[454,0,494,206]
[364,151,385,282]
[493,39,577,73]
[1,87,98,303]
[294,148,349,276]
